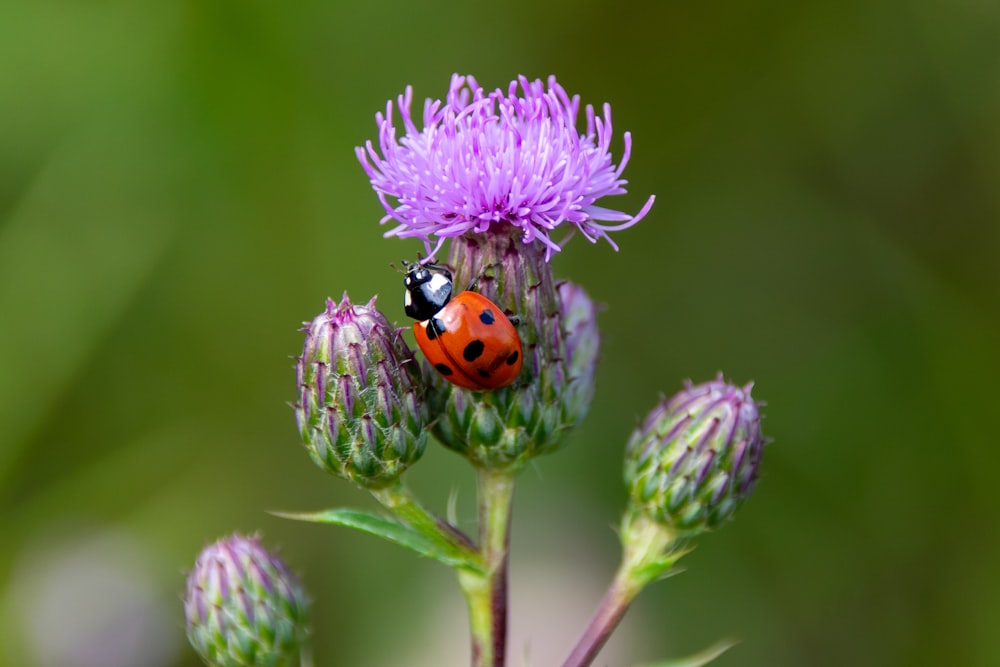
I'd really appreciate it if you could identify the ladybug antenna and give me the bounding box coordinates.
[394,259,423,275]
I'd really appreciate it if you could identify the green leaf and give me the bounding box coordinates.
[632,545,695,586]
[634,639,738,667]
[272,508,483,573]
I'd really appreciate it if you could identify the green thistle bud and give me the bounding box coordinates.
[429,227,599,469]
[624,376,764,535]
[295,294,429,489]
[184,534,309,667]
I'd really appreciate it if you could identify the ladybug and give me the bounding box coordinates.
[402,261,523,391]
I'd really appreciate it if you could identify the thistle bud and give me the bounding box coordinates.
[184,534,309,667]
[295,294,429,488]
[558,280,599,427]
[624,377,764,535]
[429,229,600,469]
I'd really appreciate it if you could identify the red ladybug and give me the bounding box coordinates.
[402,262,523,391]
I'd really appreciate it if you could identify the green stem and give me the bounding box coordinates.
[458,467,516,667]
[371,480,479,564]
[561,512,680,667]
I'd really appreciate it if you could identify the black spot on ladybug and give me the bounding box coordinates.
[434,363,453,376]
[463,340,485,362]
[506,350,519,365]
[479,309,496,325]
[478,369,490,379]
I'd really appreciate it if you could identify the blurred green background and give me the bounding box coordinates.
[2,0,998,665]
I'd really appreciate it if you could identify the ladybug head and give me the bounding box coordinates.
[402,260,453,321]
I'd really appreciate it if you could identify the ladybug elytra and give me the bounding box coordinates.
[403,262,523,391]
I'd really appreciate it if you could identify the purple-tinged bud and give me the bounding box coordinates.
[558,280,599,427]
[295,294,430,488]
[184,534,309,667]
[624,377,765,534]
[429,229,600,469]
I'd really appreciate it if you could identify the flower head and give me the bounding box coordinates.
[428,234,601,468]
[294,294,430,488]
[185,534,309,667]
[624,376,765,534]
[357,74,655,260]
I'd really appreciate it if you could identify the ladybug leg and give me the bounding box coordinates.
[428,317,446,338]
[465,262,504,292]
[466,274,486,292]
[424,261,452,272]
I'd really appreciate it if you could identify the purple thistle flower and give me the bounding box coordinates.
[357,74,655,261]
